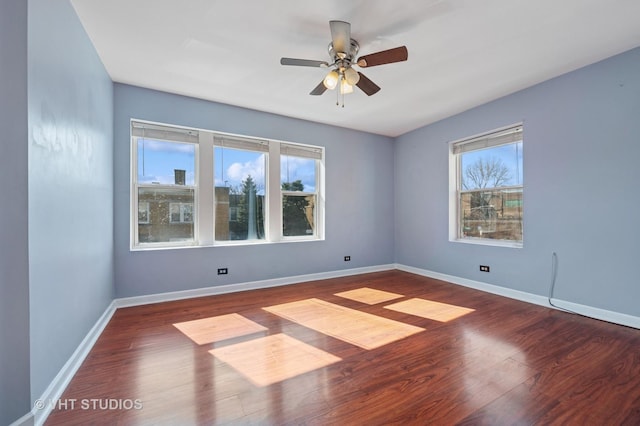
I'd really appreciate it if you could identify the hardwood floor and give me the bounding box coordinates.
[45,271,640,425]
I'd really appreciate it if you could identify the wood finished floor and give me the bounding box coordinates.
[46,271,640,425]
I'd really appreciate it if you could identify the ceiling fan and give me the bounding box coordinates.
[280,20,408,106]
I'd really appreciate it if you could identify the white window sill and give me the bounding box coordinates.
[130,237,324,252]
[450,237,523,249]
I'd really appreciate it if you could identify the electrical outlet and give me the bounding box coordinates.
[344,256,351,261]
[479,265,490,272]
[217,268,228,275]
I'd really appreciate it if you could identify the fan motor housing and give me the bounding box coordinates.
[328,39,360,66]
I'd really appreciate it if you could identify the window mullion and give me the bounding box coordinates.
[198,131,214,245]
[267,142,281,242]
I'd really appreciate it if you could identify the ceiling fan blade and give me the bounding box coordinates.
[310,80,327,96]
[355,72,381,96]
[329,20,351,53]
[281,58,329,67]
[357,46,408,68]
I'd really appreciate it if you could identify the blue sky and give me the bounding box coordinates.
[461,142,523,188]
[138,139,316,193]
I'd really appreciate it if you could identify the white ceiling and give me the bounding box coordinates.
[71,0,640,137]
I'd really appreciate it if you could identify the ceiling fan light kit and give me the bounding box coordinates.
[281,20,408,107]
[323,70,339,90]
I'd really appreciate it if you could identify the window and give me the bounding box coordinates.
[132,123,197,245]
[449,124,523,247]
[131,120,324,249]
[281,144,322,238]
[214,136,268,242]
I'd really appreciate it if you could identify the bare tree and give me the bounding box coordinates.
[462,157,512,222]
[463,157,511,190]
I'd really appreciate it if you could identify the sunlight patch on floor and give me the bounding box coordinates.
[209,333,341,387]
[263,298,424,350]
[385,298,475,322]
[173,313,268,345]
[334,287,404,305]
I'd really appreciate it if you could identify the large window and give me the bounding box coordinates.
[450,124,523,247]
[131,121,324,249]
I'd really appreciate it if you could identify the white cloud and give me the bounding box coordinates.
[220,154,266,189]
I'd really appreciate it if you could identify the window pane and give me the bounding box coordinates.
[281,155,316,192]
[460,142,522,190]
[138,187,195,243]
[214,147,266,241]
[137,139,195,185]
[283,194,315,237]
[460,188,522,241]
[138,202,149,224]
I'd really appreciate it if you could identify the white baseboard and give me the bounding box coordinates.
[395,263,640,329]
[547,298,640,329]
[395,263,550,306]
[30,301,117,426]
[114,264,396,308]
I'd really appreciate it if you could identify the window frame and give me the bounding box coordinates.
[130,120,325,250]
[448,123,524,248]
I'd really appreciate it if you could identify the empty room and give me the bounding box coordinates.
[2,0,640,425]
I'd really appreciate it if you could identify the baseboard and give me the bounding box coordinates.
[548,298,640,329]
[395,263,640,329]
[395,263,550,307]
[114,264,396,308]
[31,301,117,426]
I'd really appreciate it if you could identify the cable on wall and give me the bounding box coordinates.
[547,252,580,316]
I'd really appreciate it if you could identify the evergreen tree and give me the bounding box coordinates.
[282,180,311,236]
[234,175,264,239]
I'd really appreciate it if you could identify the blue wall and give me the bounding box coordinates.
[114,85,395,297]
[28,0,114,402]
[0,1,31,423]
[395,47,640,317]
